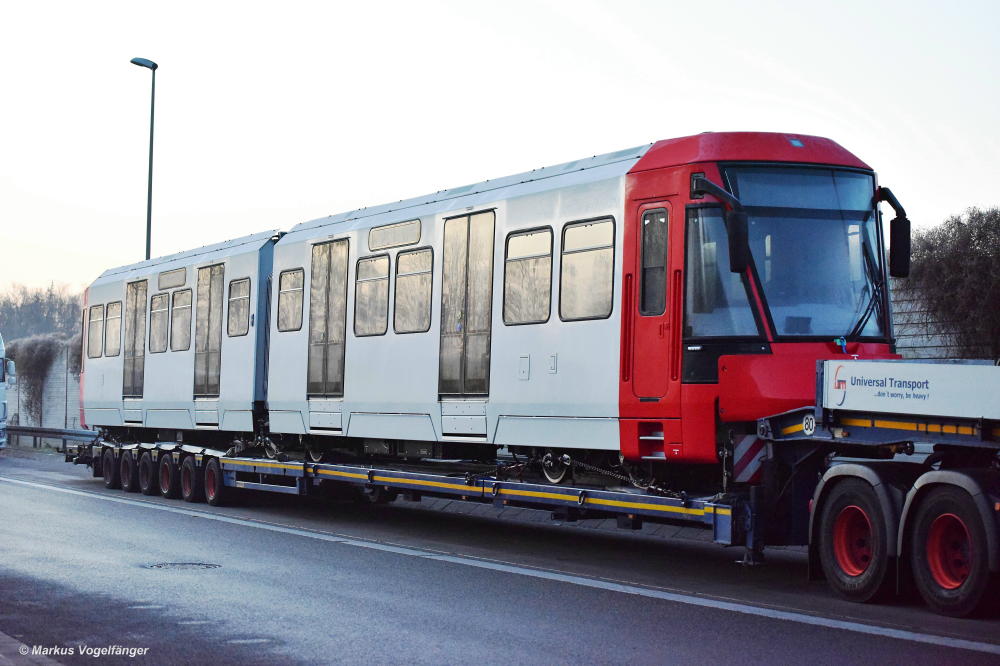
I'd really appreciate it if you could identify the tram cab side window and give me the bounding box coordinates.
[504,228,552,325]
[277,270,304,332]
[87,305,104,358]
[560,218,615,321]
[684,207,757,337]
[227,278,251,337]
[355,255,390,336]
[640,209,668,316]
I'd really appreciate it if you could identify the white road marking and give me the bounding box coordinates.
[3,475,999,656]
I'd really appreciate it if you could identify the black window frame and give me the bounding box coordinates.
[307,239,350,398]
[158,268,186,290]
[148,292,170,354]
[354,253,391,338]
[193,263,225,398]
[639,208,669,317]
[276,268,305,333]
[369,218,421,252]
[104,300,122,357]
[502,226,553,326]
[170,288,193,352]
[87,304,105,359]
[393,246,434,335]
[226,277,252,338]
[558,216,617,322]
[122,279,148,399]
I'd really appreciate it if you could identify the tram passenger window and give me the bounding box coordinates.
[149,293,169,353]
[104,301,122,357]
[227,278,251,337]
[640,209,668,315]
[355,255,389,337]
[394,248,432,333]
[308,241,349,396]
[87,305,104,358]
[277,269,304,332]
[194,264,225,397]
[504,228,552,325]
[560,218,615,321]
[170,289,192,351]
[123,280,148,398]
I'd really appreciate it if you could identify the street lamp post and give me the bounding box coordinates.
[130,57,158,261]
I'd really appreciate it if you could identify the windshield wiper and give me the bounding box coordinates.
[846,226,884,339]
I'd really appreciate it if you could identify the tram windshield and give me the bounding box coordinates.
[723,165,886,339]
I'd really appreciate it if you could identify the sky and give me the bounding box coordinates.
[1,0,998,293]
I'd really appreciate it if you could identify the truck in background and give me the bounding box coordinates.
[0,331,15,448]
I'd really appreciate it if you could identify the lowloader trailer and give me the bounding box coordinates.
[65,359,999,618]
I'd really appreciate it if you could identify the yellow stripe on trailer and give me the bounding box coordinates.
[223,459,302,472]
[314,469,369,481]
[372,475,481,493]
[781,423,805,436]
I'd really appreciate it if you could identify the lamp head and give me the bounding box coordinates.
[130,57,158,71]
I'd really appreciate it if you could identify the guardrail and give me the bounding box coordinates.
[6,426,99,452]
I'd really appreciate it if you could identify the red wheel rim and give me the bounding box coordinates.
[160,462,170,491]
[182,465,191,496]
[833,505,873,576]
[140,459,150,488]
[206,467,216,501]
[926,513,972,590]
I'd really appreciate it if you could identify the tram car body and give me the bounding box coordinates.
[81,132,898,472]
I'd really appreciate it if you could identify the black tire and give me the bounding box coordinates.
[204,458,226,507]
[818,478,892,603]
[909,486,999,617]
[159,454,181,499]
[180,456,205,503]
[102,449,121,489]
[120,453,140,493]
[138,452,158,496]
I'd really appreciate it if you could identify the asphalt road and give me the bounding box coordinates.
[1,448,998,665]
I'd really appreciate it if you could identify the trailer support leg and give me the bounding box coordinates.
[741,486,766,566]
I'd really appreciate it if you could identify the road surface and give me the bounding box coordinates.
[1,447,998,665]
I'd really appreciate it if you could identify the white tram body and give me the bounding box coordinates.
[266,147,643,451]
[82,231,278,435]
[80,147,645,453]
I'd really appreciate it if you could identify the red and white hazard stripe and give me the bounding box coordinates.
[733,436,767,484]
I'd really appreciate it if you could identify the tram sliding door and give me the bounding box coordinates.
[439,211,495,397]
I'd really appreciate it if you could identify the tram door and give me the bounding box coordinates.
[630,203,677,402]
[439,211,495,398]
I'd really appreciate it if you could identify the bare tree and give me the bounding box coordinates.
[0,283,82,340]
[906,207,1000,363]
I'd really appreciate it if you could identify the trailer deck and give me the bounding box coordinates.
[66,441,739,544]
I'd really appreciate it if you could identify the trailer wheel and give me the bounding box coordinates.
[204,458,226,507]
[180,456,205,503]
[138,452,158,496]
[120,453,140,493]
[818,479,891,602]
[159,455,181,499]
[909,486,999,617]
[102,449,121,489]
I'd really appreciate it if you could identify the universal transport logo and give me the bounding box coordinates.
[833,364,848,406]
[831,365,932,406]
